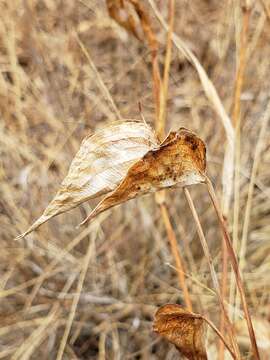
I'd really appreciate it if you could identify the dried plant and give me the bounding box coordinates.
[81,127,206,225]
[105,4,260,359]
[1,0,269,359]
[18,125,206,237]
[153,304,208,360]
[107,0,144,41]
[153,304,236,360]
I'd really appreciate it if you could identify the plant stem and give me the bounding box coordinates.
[151,0,192,310]
[56,236,95,360]
[219,228,229,360]
[203,315,237,360]
[229,2,251,328]
[205,178,260,360]
[183,187,240,359]
[160,202,193,311]
[158,0,175,136]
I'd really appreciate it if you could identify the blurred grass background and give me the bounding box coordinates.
[0,0,269,359]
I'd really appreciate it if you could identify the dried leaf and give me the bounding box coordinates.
[80,127,206,225]
[107,0,142,40]
[17,123,206,238]
[106,0,158,51]
[153,304,207,360]
[17,121,158,238]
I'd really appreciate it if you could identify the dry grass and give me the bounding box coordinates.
[0,0,269,359]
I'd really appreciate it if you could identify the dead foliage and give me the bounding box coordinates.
[18,124,206,236]
[153,304,207,360]
[0,0,269,359]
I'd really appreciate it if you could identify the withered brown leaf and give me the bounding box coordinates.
[80,127,206,225]
[17,123,206,238]
[106,0,159,54]
[17,121,158,238]
[153,304,208,360]
[107,0,142,40]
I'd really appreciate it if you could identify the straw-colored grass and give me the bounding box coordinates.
[0,1,269,359]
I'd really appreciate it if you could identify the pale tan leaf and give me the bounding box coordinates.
[80,127,206,225]
[17,121,158,238]
[153,304,207,360]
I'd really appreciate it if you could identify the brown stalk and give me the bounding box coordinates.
[230,1,251,317]
[158,0,175,136]
[151,0,192,310]
[232,4,250,129]
[128,0,162,129]
[205,178,260,360]
[219,223,229,360]
[233,4,252,317]
[107,0,192,327]
[183,187,240,359]
[202,315,237,360]
[160,203,193,311]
